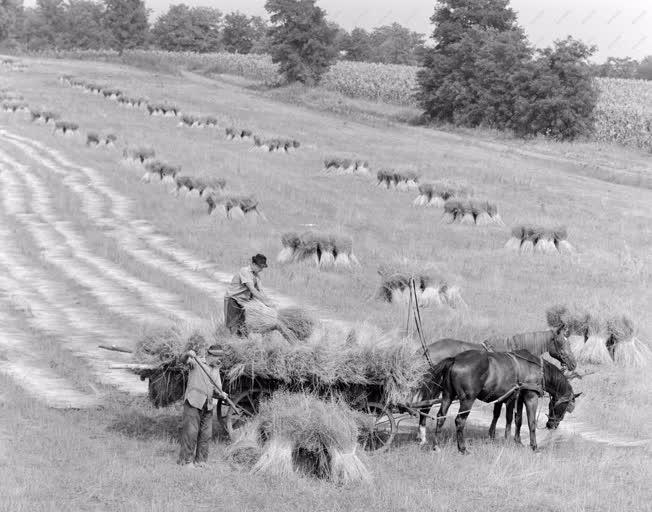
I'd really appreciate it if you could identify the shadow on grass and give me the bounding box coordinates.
[106,406,231,443]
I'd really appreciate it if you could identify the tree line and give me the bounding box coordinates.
[0,0,425,65]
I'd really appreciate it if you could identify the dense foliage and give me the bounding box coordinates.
[417,0,598,140]
[151,4,222,53]
[264,0,338,85]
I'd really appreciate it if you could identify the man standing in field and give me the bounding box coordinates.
[224,253,274,336]
[177,345,223,467]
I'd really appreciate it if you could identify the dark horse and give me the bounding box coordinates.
[416,328,577,444]
[423,349,580,453]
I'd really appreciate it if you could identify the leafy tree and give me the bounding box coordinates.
[636,55,652,81]
[103,0,148,53]
[340,27,372,61]
[20,0,67,49]
[511,38,598,139]
[222,11,256,53]
[0,0,23,42]
[151,4,221,52]
[63,0,111,49]
[265,0,338,85]
[596,56,639,79]
[248,15,269,54]
[418,0,597,140]
[369,23,425,65]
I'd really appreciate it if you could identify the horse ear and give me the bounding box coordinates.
[574,392,582,399]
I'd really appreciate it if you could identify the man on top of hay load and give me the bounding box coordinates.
[224,253,274,336]
[177,345,223,467]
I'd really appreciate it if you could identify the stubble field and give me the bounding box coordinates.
[0,56,650,511]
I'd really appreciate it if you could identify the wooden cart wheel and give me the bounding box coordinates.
[360,402,397,452]
[224,388,271,439]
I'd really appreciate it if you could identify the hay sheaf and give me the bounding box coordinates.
[376,265,465,309]
[413,181,472,207]
[277,231,359,267]
[323,157,370,175]
[442,200,502,226]
[230,392,371,484]
[506,225,572,254]
[545,305,651,367]
[376,169,419,190]
[206,193,264,219]
[253,136,301,153]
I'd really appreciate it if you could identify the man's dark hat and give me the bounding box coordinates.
[252,253,268,268]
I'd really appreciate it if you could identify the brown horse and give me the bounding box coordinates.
[425,349,580,453]
[416,328,576,444]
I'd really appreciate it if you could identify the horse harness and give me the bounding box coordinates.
[504,352,545,400]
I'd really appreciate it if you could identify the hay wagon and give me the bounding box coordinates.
[215,375,399,452]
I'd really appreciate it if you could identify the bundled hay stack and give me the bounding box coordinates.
[413,182,471,208]
[53,120,79,136]
[132,327,209,408]
[2,100,29,113]
[607,316,652,368]
[206,194,265,221]
[506,225,573,254]
[102,88,123,100]
[147,102,180,117]
[243,301,315,342]
[442,200,502,226]
[276,231,359,268]
[376,169,419,190]
[230,392,371,484]
[253,137,301,153]
[377,265,466,309]
[546,305,651,366]
[323,158,370,175]
[141,160,180,183]
[226,128,258,141]
[123,146,155,165]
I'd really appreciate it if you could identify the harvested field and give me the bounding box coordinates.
[0,55,650,511]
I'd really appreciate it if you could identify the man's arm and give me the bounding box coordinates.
[180,350,197,365]
[245,282,273,307]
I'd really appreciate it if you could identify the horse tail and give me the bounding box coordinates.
[429,357,456,391]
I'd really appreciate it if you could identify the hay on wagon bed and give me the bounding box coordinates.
[233,392,371,484]
[243,302,314,343]
[133,326,210,407]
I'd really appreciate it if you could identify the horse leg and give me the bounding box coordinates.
[418,407,428,446]
[489,402,501,439]
[504,399,515,440]
[455,398,475,454]
[432,393,452,452]
[514,393,525,446]
[524,393,539,452]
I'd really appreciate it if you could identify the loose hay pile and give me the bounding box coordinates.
[506,226,572,254]
[546,305,651,367]
[376,169,419,190]
[442,200,503,226]
[323,158,370,175]
[229,392,370,484]
[377,265,466,309]
[276,231,359,267]
[413,182,472,207]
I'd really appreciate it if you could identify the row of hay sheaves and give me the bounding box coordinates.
[547,305,652,367]
[60,75,301,153]
[507,226,573,254]
[125,147,265,221]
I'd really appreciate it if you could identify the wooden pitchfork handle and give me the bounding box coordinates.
[191,356,252,418]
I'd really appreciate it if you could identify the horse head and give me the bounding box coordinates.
[548,326,577,372]
[546,391,582,429]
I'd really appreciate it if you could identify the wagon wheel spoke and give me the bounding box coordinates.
[360,402,397,453]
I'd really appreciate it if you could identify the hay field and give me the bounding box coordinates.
[0,55,651,510]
